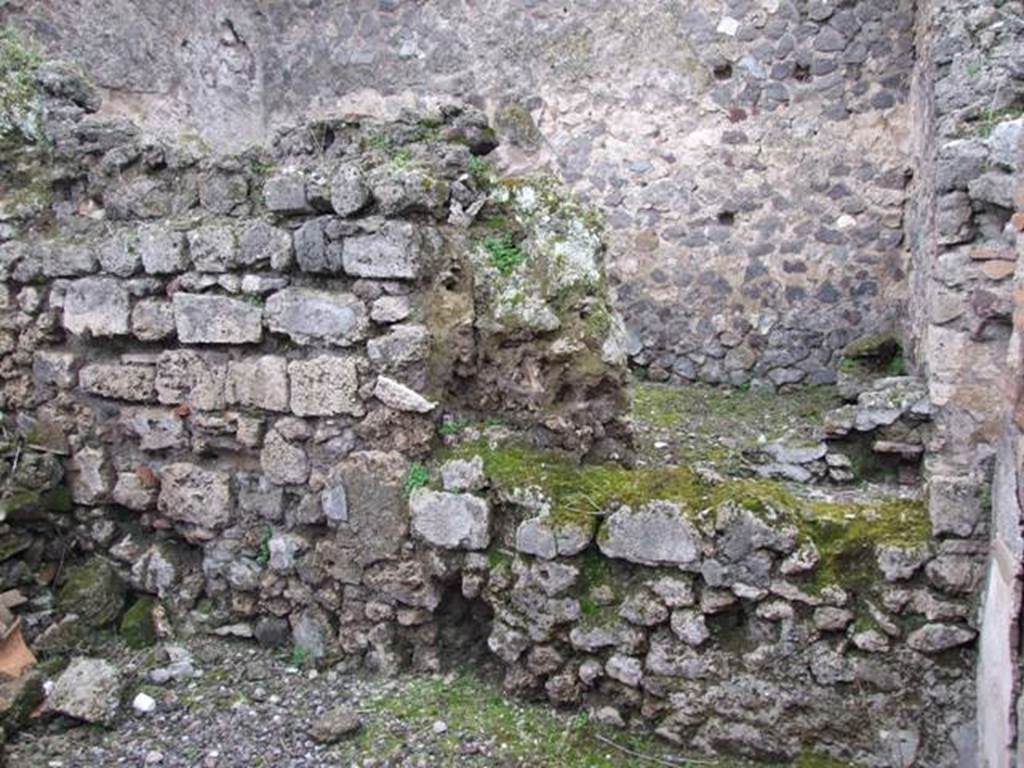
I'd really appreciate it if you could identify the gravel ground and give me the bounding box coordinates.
[8,637,751,768]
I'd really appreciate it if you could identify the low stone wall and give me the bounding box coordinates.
[423,438,976,767]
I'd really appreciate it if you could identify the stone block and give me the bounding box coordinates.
[32,349,78,388]
[260,429,309,485]
[288,356,362,417]
[44,657,122,725]
[79,362,157,402]
[265,288,368,346]
[131,298,176,341]
[264,172,312,214]
[238,220,292,269]
[598,501,702,567]
[294,217,342,273]
[112,471,158,511]
[157,463,233,539]
[68,446,113,504]
[63,277,131,337]
[330,164,371,216]
[41,242,97,277]
[343,221,422,279]
[97,230,141,277]
[172,293,263,344]
[373,376,436,412]
[410,489,490,550]
[226,356,289,411]
[139,224,189,274]
[155,350,227,410]
[187,225,238,272]
[366,323,430,368]
[122,407,187,451]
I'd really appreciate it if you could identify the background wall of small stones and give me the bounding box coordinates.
[3,0,918,387]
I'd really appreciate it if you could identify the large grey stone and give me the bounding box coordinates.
[187,224,238,272]
[226,355,289,411]
[989,118,1023,171]
[366,323,431,368]
[238,220,292,269]
[112,472,158,511]
[294,218,342,273]
[598,501,702,567]
[157,463,233,540]
[265,288,368,346]
[310,706,363,744]
[369,167,448,219]
[370,295,412,324]
[264,172,313,214]
[440,456,486,493]
[877,545,930,581]
[907,623,976,653]
[139,224,188,274]
[409,489,490,550]
[342,221,422,279]
[515,515,591,559]
[928,476,984,537]
[321,484,348,525]
[45,657,122,725]
[41,242,97,277]
[268,532,309,573]
[330,164,371,216]
[172,293,263,344]
[63,277,131,337]
[288,356,362,417]
[56,558,126,628]
[670,609,709,646]
[333,451,410,564]
[98,230,140,277]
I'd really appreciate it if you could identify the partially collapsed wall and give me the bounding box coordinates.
[0,54,986,767]
[1,0,917,389]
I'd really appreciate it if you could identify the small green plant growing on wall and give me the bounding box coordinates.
[975,104,1024,138]
[438,418,470,437]
[484,233,526,275]
[290,645,310,669]
[403,463,430,496]
[468,155,493,185]
[0,26,42,146]
[256,527,272,567]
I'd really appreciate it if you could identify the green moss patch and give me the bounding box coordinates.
[120,597,159,649]
[483,232,527,275]
[350,670,761,767]
[442,439,929,591]
[631,382,841,467]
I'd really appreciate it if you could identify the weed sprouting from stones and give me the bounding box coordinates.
[484,233,526,275]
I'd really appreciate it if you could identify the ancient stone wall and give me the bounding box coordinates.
[902,0,1023,762]
[2,0,916,387]
[0,53,984,766]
